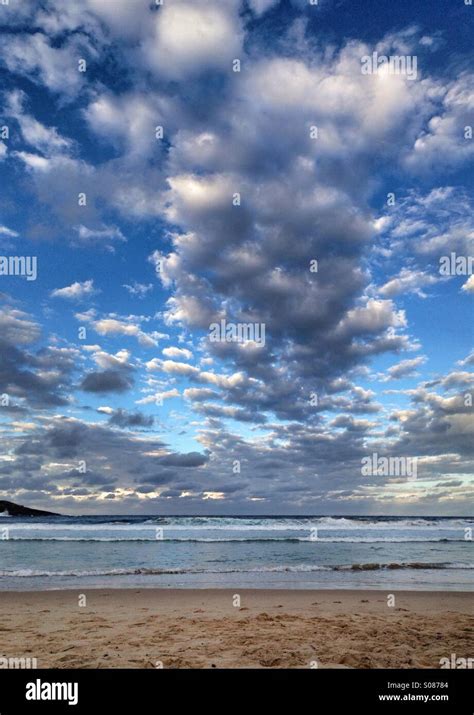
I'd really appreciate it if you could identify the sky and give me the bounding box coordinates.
[0,0,472,516]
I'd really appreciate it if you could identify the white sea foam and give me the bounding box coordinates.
[1,562,472,578]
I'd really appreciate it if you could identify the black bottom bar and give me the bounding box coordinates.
[0,668,471,713]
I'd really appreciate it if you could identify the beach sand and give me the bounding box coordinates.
[0,589,472,669]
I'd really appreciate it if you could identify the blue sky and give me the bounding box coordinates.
[0,0,472,515]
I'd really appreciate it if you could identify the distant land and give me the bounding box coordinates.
[0,500,60,517]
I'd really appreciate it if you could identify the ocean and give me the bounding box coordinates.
[1,515,472,591]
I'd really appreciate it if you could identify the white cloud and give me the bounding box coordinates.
[199,371,247,389]
[0,308,41,345]
[405,72,474,171]
[183,387,217,401]
[0,225,18,238]
[142,0,243,79]
[5,90,73,157]
[380,356,427,381]
[84,0,149,38]
[14,151,52,172]
[84,92,169,161]
[374,187,474,259]
[166,173,238,221]
[378,268,440,298]
[76,310,161,348]
[51,280,98,301]
[457,350,474,367]
[151,359,200,378]
[0,32,91,98]
[74,225,126,250]
[336,299,407,337]
[92,349,132,370]
[144,358,246,391]
[92,318,158,347]
[248,0,280,16]
[162,346,193,360]
[136,388,179,405]
[97,406,114,414]
[123,282,153,298]
[461,275,474,293]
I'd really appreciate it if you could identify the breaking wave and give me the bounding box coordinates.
[2,562,472,577]
[4,536,470,543]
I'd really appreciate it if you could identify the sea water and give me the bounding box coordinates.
[0,515,472,591]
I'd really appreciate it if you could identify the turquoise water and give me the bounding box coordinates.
[0,515,472,590]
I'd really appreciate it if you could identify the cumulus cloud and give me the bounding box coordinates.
[0,307,41,345]
[136,388,179,406]
[77,312,163,348]
[162,346,193,360]
[0,307,78,407]
[380,356,427,381]
[51,280,98,301]
[0,32,93,98]
[378,269,440,298]
[141,0,243,79]
[0,3,472,513]
[375,187,474,259]
[404,72,474,172]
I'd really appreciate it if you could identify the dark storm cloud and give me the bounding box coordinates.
[80,369,133,394]
[159,452,209,468]
[1,418,213,506]
[388,390,474,462]
[0,339,77,408]
[107,408,154,428]
[0,305,81,408]
[137,472,177,486]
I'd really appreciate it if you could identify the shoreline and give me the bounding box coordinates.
[0,588,472,669]
[1,584,473,592]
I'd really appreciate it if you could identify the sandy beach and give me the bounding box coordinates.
[0,589,472,669]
